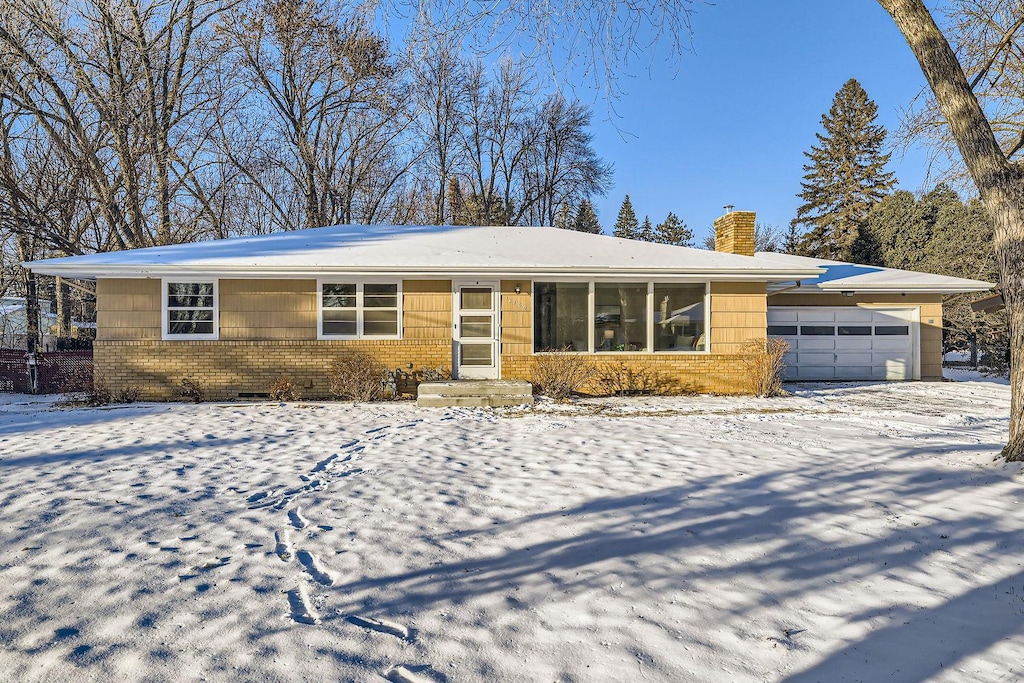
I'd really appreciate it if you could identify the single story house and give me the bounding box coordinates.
[24,211,992,399]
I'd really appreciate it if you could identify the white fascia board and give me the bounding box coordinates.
[810,282,995,294]
[24,264,826,281]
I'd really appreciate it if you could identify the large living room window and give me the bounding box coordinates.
[319,281,401,339]
[534,282,589,351]
[654,283,706,351]
[594,282,648,352]
[533,281,708,353]
[163,280,217,339]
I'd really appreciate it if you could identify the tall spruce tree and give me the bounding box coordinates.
[638,215,654,241]
[613,195,639,239]
[653,212,693,246]
[792,78,896,261]
[573,199,601,233]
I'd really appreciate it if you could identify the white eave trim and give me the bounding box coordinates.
[813,283,994,294]
[21,263,827,281]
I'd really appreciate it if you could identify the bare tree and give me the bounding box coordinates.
[410,31,467,224]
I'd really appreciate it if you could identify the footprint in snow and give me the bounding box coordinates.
[346,615,413,641]
[384,665,437,683]
[274,530,292,561]
[296,550,334,586]
[285,584,319,625]
[311,454,338,473]
[288,507,308,529]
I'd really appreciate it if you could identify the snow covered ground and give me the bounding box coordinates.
[0,381,1021,683]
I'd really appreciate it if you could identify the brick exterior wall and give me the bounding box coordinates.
[95,339,450,400]
[101,275,939,399]
[713,211,756,257]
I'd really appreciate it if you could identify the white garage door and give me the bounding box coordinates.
[767,307,918,381]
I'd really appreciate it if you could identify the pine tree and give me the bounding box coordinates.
[637,215,655,241]
[792,78,897,261]
[613,195,639,239]
[552,203,574,230]
[782,223,802,254]
[653,212,693,246]
[572,199,601,233]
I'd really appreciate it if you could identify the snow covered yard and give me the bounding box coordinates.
[0,382,1021,683]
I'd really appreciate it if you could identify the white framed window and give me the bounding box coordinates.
[533,280,709,354]
[163,279,218,340]
[318,280,402,339]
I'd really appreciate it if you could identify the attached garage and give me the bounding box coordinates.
[768,306,918,380]
[756,251,993,383]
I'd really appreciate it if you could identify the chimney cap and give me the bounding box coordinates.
[723,204,734,213]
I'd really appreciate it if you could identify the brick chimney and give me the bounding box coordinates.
[713,209,756,256]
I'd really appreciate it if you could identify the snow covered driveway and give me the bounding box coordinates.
[0,381,1021,683]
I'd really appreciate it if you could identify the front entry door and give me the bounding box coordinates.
[454,282,500,379]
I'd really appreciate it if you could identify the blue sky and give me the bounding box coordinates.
[579,0,944,240]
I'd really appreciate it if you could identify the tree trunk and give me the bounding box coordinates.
[23,267,39,355]
[56,277,71,340]
[880,0,1024,460]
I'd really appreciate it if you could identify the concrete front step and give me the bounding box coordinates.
[417,380,534,407]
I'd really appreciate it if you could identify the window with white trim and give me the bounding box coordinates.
[164,280,217,339]
[319,281,401,338]
[533,281,709,353]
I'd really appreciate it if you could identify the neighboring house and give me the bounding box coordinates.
[0,297,56,350]
[23,211,992,399]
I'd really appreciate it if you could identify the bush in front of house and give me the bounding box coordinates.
[328,352,386,402]
[741,337,790,397]
[269,375,301,401]
[178,376,207,403]
[530,349,596,401]
[595,361,678,397]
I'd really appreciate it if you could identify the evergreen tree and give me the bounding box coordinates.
[856,184,1004,365]
[782,223,802,254]
[792,78,897,261]
[638,215,655,242]
[552,203,574,230]
[653,212,693,246]
[613,195,639,239]
[572,199,601,233]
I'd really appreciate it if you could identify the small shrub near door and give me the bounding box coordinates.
[530,349,595,400]
[741,337,790,397]
[328,352,386,402]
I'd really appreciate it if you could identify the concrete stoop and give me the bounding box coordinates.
[417,380,534,408]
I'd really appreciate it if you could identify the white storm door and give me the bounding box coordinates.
[454,282,500,379]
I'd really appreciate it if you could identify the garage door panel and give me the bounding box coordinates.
[796,338,836,350]
[796,310,837,322]
[768,306,917,381]
[838,352,873,365]
[769,310,798,323]
[873,362,909,380]
[872,337,911,351]
[836,365,874,380]
[835,337,873,351]
[796,366,837,380]
[871,310,911,324]
[838,309,876,322]
[799,352,838,365]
